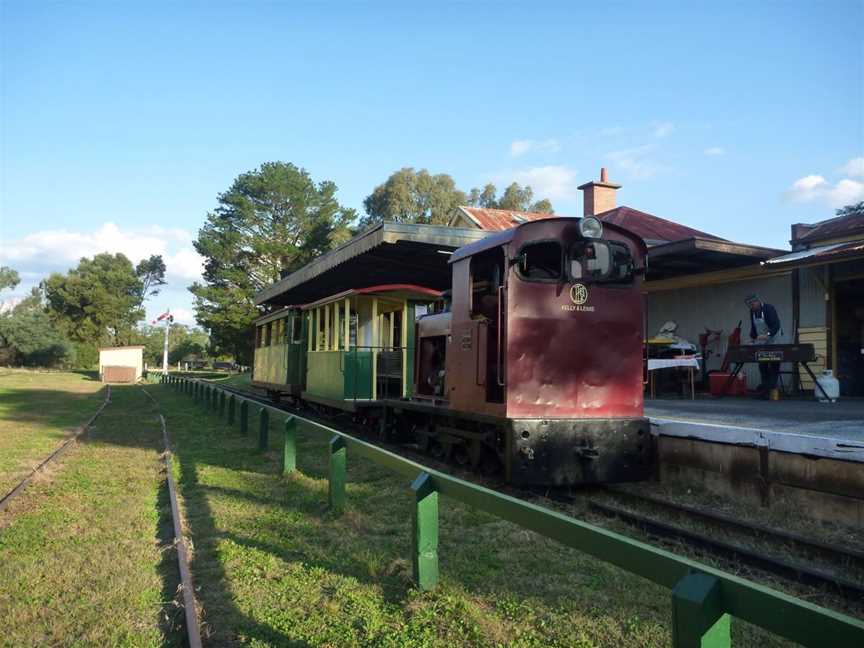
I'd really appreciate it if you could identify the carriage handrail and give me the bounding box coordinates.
[166,375,864,648]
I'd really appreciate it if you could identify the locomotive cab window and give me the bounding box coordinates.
[569,241,633,283]
[470,249,504,318]
[516,241,563,282]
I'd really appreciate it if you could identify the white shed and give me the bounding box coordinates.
[98,346,145,383]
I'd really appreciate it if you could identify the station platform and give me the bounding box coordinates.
[646,397,864,462]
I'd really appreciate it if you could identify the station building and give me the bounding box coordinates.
[451,169,788,389]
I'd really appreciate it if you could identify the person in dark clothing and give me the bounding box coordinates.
[745,294,783,396]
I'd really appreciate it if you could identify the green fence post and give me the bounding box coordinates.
[671,572,730,648]
[239,400,249,435]
[192,382,198,401]
[219,391,226,418]
[258,407,270,451]
[283,416,296,474]
[411,471,439,591]
[205,386,211,408]
[227,394,236,425]
[328,435,346,513]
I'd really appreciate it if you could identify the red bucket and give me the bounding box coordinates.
[709,372,746,396]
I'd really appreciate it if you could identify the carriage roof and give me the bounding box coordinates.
[254,222,489,307]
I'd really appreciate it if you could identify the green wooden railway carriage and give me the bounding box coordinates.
[251,307,307,396]
[302,284,441,409]
[252,222,489,403]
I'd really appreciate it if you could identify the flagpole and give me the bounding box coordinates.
[162,310,170,376]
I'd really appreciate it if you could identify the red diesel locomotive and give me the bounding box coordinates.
[385,216,651,485]
[252,218,652,486]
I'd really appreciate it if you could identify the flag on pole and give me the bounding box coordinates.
[151,311,174,325]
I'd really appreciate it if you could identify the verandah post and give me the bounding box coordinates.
[258,407,270,451]
[227,394,236,425]
[283,416,296,474]
[671,572,730,648]
[328,435,346,513]
[239,400,249,435]
[411,471,439,591]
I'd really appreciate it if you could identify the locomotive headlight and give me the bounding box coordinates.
[579,216,603,239]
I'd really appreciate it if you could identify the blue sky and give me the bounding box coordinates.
[2,1,862,325]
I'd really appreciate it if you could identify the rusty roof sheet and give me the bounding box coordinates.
[596,206,726,245]
[456,206,556,231]
[763,239,864,268]
[795,212,864,243]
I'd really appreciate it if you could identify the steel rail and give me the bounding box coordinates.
[141,388,203,648]
[175,376,864,647]
[0,385,112,514]
[587,500,864,600]
[601,486,864,567]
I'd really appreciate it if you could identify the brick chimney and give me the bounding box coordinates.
[790,223,816,250]
[578,167,621,217]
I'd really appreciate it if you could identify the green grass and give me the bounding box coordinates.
[0,370,106,495]
[154,384,792,647]
[0,381,183,647]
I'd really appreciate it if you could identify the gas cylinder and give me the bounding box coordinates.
[815,370,839,403]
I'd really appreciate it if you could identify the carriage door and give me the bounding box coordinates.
[471,249,506,403]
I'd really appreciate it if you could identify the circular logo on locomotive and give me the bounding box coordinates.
[569,283,589,305]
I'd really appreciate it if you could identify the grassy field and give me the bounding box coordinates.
[0,370,106,496]
[153,383,795,647]
[0,376,183,647]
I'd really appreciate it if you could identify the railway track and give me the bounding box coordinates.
[0,385,111,514]
[195,378,864,605]
[141,387,203,648]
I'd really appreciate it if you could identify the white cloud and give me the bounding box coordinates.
[0,222,205,284]
[840,157,864,178]
[605,144,665,178]
[509,138,560,158]
[652,121,675,138]
[784,174,864,208]
[828,179,864,207]
[704,147,725,156]
[785,175,829,202]
[492,165,579,201]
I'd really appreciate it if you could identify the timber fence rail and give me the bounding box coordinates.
[160,374,864,648]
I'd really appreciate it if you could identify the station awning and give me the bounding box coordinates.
[254,222,490,307]
[647,237,785,280]
[761,240,864,269]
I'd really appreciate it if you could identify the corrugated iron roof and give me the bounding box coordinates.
[596,206,726,245]
[456,206,555,231]
[795,212,864,244]
[763,239,864,268]
[254,222,489,306]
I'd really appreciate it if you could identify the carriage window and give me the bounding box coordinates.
[256,326,263,348]
[517,241,563,282]
[264,322,272,346]
[291,316,303,343]
[569,241,633,283]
